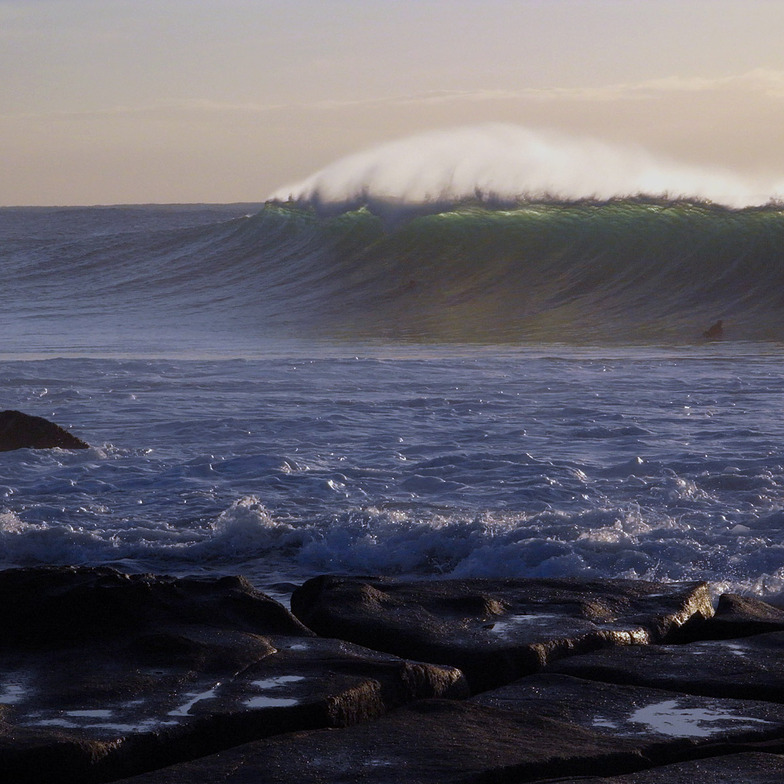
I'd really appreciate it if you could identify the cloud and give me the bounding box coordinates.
[4,67,784,125]
[0,98,290,122]
[400,69,784,105]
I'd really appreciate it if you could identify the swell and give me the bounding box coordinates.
[5,200,784,345]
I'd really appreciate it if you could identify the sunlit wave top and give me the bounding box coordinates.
[269,124,780,210]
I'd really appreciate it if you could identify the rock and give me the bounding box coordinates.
[548,630,784,703]
[6,570,779,784]
[291,576,713,690]
[108,678,784,784]
[0,565,308,647]
[0,410,89,451]
[108,698,649,784]
[544,752,784,783]
[0,567,466,784]
[472,673,784,762]
[697,593,784,639]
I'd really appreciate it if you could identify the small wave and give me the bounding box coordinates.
[4,489,784,600]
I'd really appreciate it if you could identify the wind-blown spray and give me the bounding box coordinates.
[270,124,774,209]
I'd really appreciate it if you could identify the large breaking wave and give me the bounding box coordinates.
[4,197,784,347]
[5,123,784,348]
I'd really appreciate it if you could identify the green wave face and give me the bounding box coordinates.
[8,199,784,346]
[246,200,784,344]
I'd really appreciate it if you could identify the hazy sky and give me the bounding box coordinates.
[2,0,784,205]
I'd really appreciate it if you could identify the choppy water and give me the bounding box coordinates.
[2,346,784,601]
[2,204,784,600]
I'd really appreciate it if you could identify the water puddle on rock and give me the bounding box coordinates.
[628,699,772,738]
[169,685,222,717]
[244,675,305,708]
[486,614,561,636]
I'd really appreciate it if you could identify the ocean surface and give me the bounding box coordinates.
[2,201,784,602]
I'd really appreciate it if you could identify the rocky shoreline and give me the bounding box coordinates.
[1,567,784,782]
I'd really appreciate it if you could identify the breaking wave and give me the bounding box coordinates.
[5,191,784,348]
[269,125,777,210]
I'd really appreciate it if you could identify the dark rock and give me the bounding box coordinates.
[109,678,784,784]
[696,593,784,639]
[548,630,784,703]
[0,566,466,784]
[0,566,309,648]
[702,319,724,340]
[545,752,784,783]
[472,673,784,762]
[291,576,713,690]
[0,410,89,451]
[109,699,650,784]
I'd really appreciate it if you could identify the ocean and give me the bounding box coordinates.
[2,200,784,602]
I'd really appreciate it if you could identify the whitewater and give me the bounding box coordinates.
[3,126,784,603]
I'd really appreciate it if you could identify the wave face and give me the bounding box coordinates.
[3,200,784,348]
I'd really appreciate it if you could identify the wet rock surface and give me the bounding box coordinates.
[112,699,649,784]
[473,673,784,751]
[291,575,713,690]
[551,752,784,783]
[548,630,784,702]
[0,567,466,783]
[0,410,89,451]
[695,592,784,639]
[4,569,784,784]
[112,676,784,784]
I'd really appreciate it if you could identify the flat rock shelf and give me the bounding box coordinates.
[1,568,784,783]
[290,574,714,691]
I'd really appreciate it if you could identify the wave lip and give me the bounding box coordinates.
[270,124,777,211]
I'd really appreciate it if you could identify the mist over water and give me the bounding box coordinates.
[270,124,776,209]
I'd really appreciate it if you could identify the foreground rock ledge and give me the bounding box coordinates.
[473,673,784,757]
[696,592,784,639]
[112,691,784,784]
[553,753,784,783]
[6,568,783,784]
[0,410,89,451]
[114,641,784,784]
[291,576,713,691]
[111,699,652,784]
[0,567,466,784]
[548,628,784,703]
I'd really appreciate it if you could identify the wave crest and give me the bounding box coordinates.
[269,124,776,210]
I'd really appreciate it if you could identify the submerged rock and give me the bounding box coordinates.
[291,576,713,690]
[0,567,466,784]
[0,410,89,451]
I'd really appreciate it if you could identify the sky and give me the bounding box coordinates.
[2,0,784,205]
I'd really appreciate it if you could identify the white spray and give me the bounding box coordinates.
[269,124,777,209]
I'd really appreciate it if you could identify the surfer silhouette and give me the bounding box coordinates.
[702,319,724,340]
